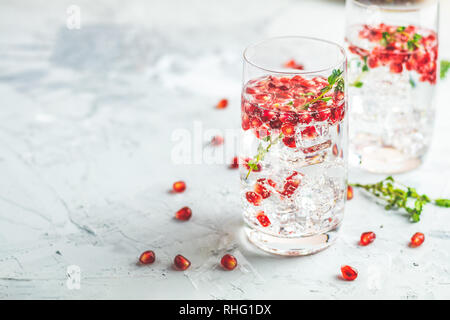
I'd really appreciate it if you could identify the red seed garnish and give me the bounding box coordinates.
[341,265,358,281]
[139,250,155,264]
[254,180,271,199]
[256,211,271,227]
[174,254,191,270]
[282,136,296,148]
[216,98,228,109]
[246,191,262,206]
[410,232,425,247]
[211,135,224,146]
[332,144,339,156]
[301,126,317,138]
[230,156,239,169]
[347,185,354,200]
[360,231,376,246]
[175,206,192,221]
[283,59,304,70]
[281,123,295,136]
[220,254,237,270]
[172,181,186,193]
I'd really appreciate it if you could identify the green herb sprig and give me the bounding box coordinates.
[245,133,283,180]
[351,176,450,222]
[350,56,369,88]
[441,60,450,80]
[303,69,344,109]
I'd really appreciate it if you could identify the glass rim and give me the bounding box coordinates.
[350,0,438,13]
[243,36,347,75]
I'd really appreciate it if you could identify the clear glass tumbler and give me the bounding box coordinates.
[346,0,439,173]
[240,37,348,256]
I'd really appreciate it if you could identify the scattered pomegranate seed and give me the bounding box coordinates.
[256,211,271,227]
[360,231,376,246]
[230,156,239,169]
[341,265,358,281]
[172,181,186,193]
[283,59,304,70]
[347,185,354,200]
[139,250,155,264]
[174,254,191,271]
[210,135,224,146]
[246,191,262,206]
[220,254,238,270]
[175,206,192,221]
[410,232,425,247]
[301,126,317,138]
[216,98,228,109]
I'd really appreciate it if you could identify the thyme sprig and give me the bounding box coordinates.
[303,69,344,109]
[441,60,450,80]
[351,176,450,222]
[245,133,284,180]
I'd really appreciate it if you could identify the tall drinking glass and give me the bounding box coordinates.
[241,37,348,256]
[346,0,439,173]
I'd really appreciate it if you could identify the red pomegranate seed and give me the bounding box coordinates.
[174,254,191,271]
[341,265,358,281]
[390,62,403,73]
[347,185,354,200]
[283,59,304,70]
[216,98,228,109]
[332,144,339,156]
[256,211,271,227]
[269,117,282,129]
[139,250,155,264]
[172,181,186,193]
[301,126,317,138]
[281,123,295,136]
[250,117,262,128]
[282,136,296,148]
[360,231,376,246]
[246,191,262,206]
[254,181,271,199]
[230,156,239,169]
[242,114,250,130]
[220,254,237,270]
[410,232,425,247]
[297,112,312,124]
[175,206,192,221]
[211,135,224,146]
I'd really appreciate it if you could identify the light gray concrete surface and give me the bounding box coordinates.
[0,0,449,299]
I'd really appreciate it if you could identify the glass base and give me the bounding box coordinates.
[244,225,340,256]
[350,146,423,174]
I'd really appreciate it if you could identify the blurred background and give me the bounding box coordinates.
[0,0,449,299]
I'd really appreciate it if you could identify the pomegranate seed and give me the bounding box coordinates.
[216,98,228,109]
[347,185,354,200]
[254,181,271,199]
[172,181,186,193]
[242,114,250,130]
[410,232,425,247]
[261,110,276,122]
[301,126,317,138]
[297,112,312,124]
[282,136,296,148]
[256,211,271,227]
[341,265,358,281]
[246,191,262,206]
[174,254,191,271]
[390,62,403,73]
[250,117,262,128]
[139,250,155,264]
[211,135,224,146]
[230,156,239,169]
[175,206,192,221]
[281,123,295,136]
[269,117,282,129]
[279,112,298,125]
[283,59,304,70]
[332,144,339,156]
[360,231,376,246]
[220,254,237,270]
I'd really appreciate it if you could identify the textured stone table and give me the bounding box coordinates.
[0,0,449,299]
